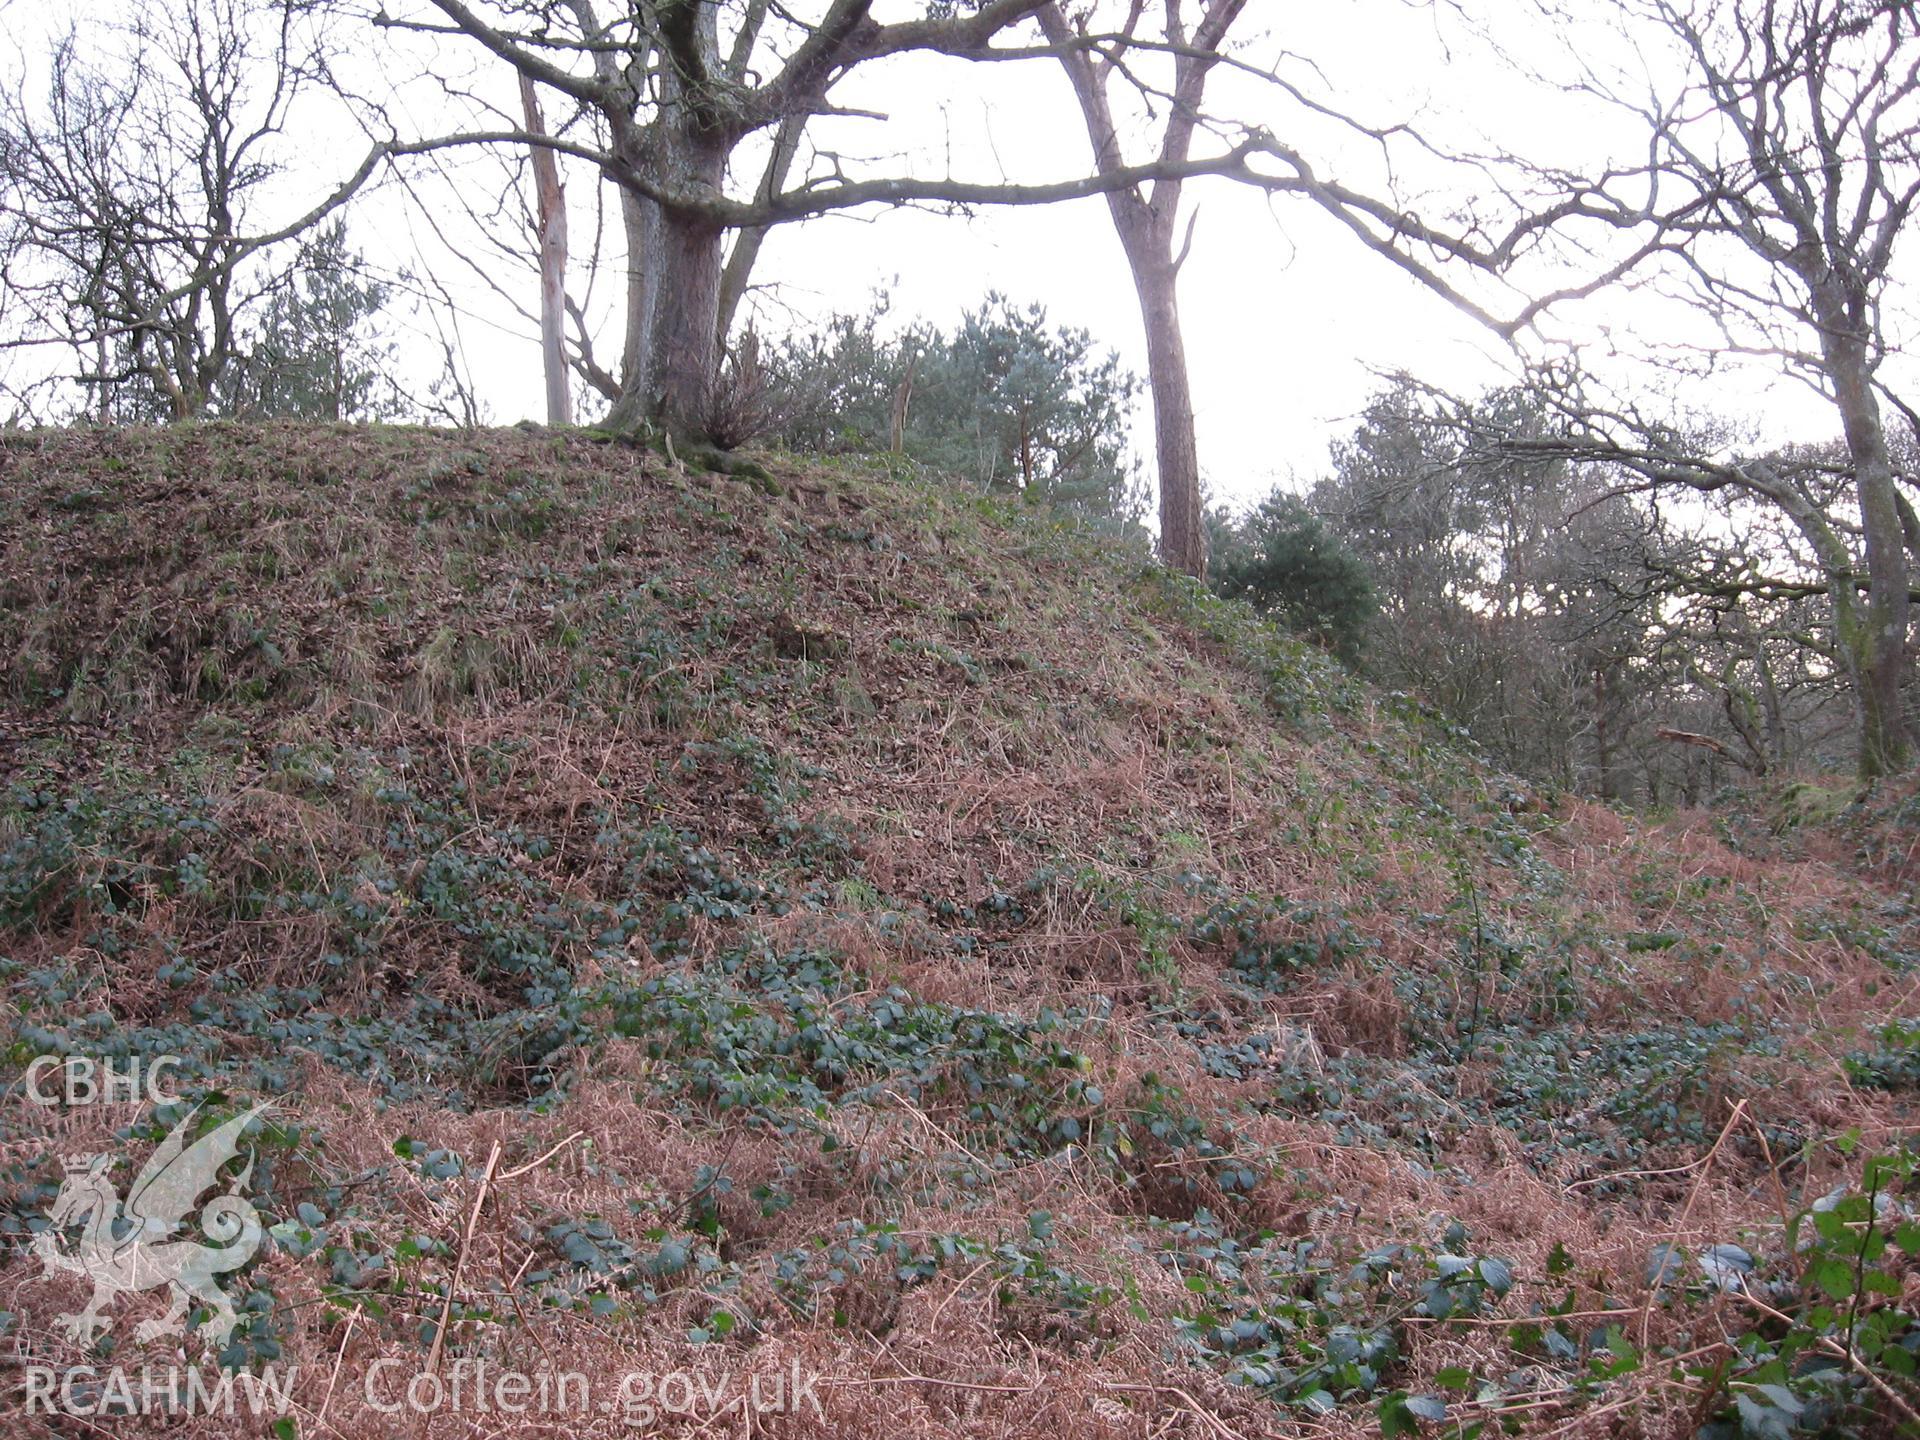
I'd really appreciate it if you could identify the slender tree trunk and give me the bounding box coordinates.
[888,349,918,453]
[94,348,110,422]
[1039,0,1242,581]
[1783,498,1882,779]
[1720,664,1769,776]
[519,76,572,426]
[1754,640,1788,768]
[1593,665,1616,800]
[618,185,650,393]
[1134,256,1204,577]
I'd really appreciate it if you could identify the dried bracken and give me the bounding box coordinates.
[0,424,1915,1438]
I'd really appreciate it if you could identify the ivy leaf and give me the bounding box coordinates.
[1696,1243,1753,1291]
[1380,1392,1448,1432]
[1477,1257,1514,1295]
[1542,1327,1579,1360]
[1378,1393,1418,1438]
[1734,1392,1797,1440]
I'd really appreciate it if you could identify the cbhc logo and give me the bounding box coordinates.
[22,1055,183,1107]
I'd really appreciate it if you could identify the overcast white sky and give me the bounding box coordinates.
[361,0,1562,508]
[9,0,1899,511]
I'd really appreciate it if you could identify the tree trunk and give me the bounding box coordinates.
[1754,639,1788,768]
[888,349,918,453]
[1133,254,1204,578]
[1593,664,1616,800]
[605,132,727,438]
[1038,0,1234,583]
[519,76,572,426]
[1825,326,1911,778]
[1848,453,1911,780]
[93,321,110,424]
[647,201,725,433]
[618,185,651,395]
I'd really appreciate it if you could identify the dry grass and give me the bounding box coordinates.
[0,424,1915,1437]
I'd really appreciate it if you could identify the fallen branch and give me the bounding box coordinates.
[1653,728,1755,769]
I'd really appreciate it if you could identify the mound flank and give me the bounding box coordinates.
[2,424,1917,1437]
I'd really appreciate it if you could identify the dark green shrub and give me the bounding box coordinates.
[1211,495,1376,662]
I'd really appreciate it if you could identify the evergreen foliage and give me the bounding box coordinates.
[767,291,1147,527]
[1210,494,1376,662]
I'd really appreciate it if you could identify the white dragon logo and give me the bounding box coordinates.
[33,1104,270,1347]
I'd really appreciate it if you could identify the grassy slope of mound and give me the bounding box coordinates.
[1,422,1917,1438]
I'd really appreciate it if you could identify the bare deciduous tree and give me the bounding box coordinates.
[368,0,1373,450]
[1038,0,1245,579]
[1489,0,1920,778]
[518,75,572,426]
[0,0,370,420]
